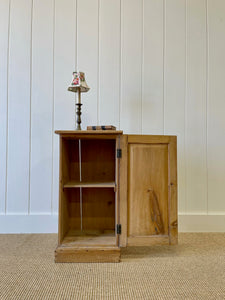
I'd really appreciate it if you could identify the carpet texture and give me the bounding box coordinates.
[0,233,224,299]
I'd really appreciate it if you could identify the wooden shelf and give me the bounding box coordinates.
[61,229,116,247]
[63,181,116,188]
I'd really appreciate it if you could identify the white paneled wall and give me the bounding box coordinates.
[207,0,225,214]
[164,0,186,213]
[0,0,10,215]
[0,0,225,233]
[7,0,32,214]
[30,0,54,214]
[142,0,164,135]
[186,0,207,213]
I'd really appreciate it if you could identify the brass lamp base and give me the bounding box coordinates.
[76,103,82,130]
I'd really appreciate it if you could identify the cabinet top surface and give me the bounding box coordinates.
[55,130,123,136]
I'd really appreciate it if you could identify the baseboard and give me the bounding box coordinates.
[178,214,225,232]
[0,214,58,233]
[0,214,225,233]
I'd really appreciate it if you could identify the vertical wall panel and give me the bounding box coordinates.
[7,0,32,213]
[120,0,142,134]
[0,0,10,214]
[29,0,54,213]
[208,0,225,213]
[77,0,99,129]
[164,0,186,213]
[98,0,120,127]
[186,0,207,213]
[52,0,76,213]
[142,0,164,134]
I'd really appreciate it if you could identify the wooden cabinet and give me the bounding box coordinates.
[55,131,177,263]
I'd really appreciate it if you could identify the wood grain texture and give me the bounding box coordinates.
[57,133,121,261]
[0,0,10,213]
[142,0,164,134]
[126,135,177,246]
[59,190,70,245]
[61,139,71,185]
[115,136,120,247]
[64,181,115,188]
[127,235,169,246]
[30,0,54,213]
[81,139,115,182]
[168,137,178,244]
[58,137,70,244]
[149,189,164,234]
[186,0,207,213]
[55,130,123,135]
[128,143,169,237]
[55,246,120,263]
[57,132,122,249]
[82,188,115,231]
[7,0,32,213]
[57,132,177,251]
[68,188,81,230]
[61,229,115,247]
[127,135,173,144]
[67,139,80,182]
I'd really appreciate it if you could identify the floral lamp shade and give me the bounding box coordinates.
[67,71,90,130]
[68,71,90,93]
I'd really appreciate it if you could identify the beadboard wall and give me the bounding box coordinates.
[0,0,225,233]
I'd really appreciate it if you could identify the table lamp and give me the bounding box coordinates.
[68,71,90,130]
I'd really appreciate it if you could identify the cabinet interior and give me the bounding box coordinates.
[60,138,117,247]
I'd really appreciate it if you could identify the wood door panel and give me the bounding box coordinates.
[128,144,168,237]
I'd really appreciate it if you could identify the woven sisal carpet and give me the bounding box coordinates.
[0,233,224,299]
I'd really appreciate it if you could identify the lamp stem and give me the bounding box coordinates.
[76,103,82,130]
[78,89,81,104]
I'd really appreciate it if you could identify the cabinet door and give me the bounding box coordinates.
[126,135,177,246]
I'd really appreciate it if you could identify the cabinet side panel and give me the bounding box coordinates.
[169,137,178,244]
[58,138,70,244]
[128,144,168,237]
[62,139,70,184]
[59,190,70,244]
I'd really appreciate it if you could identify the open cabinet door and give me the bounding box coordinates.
[124,135,177,246]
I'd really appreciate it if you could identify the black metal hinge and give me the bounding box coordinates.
[117,149,122,158]
[117,224,122,234]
